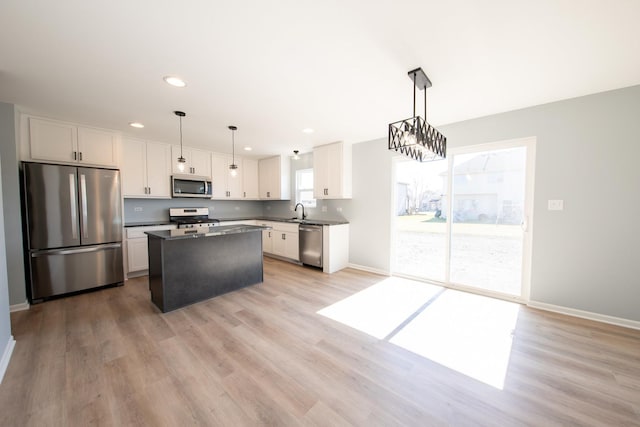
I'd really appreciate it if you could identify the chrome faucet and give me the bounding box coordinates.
[294,203,307,219]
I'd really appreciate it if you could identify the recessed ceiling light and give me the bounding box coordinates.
[129,122,144,128]
[302,128,314,134]
[163,76,187,88]
[243,146,252,151]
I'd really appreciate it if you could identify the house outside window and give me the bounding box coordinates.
[296,168,316,208]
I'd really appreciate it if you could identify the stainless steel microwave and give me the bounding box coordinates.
[171,175,212,198]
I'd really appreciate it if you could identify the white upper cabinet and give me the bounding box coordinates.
[211,153,243,199]
[122,138,171,198]
[77,126,119,167]
[171,146,212,177]
[242,158,259,199]
[313,141,352,199]
[28,117,119,168]
[259,155,290,200]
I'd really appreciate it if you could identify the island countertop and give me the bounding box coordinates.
[145,224,269,240]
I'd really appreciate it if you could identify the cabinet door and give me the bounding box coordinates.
[313,144,330,199]
[272,231,286,256]
[145,141,171,198]
[127,238,149,272]
[190,148,211,177]
[313,142,351,199]
[211,153,230,198]
[272,231,299,260]
[77,127,119,167]
[29,117,78,163]
[262,229,273,253]
[242,158,259,199]
[258,157,273,198]
[283,231,299,260]
[122,138,147,197]
[325,143,344,198]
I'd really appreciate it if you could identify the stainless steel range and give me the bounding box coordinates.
[169,207,220,229]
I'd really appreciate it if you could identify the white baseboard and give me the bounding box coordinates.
[0,336,16,384]
[9,301,29,313]
[347,263,390,276]
[528,301,640,330]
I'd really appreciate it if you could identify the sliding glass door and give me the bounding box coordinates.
[392,138,535,301]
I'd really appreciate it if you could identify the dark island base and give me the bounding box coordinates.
[148,231,263,312]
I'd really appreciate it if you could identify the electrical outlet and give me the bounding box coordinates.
[266,205,271,210]
[548,200,564,211]
[134,207,143,212]
[336,207,342,212]
[234,206,240,210]
[321,206,327,212]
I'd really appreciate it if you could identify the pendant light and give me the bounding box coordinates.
[293,150,300,160]
[174,111,187,172]
[388,68,446,162]
[228,125,238,177]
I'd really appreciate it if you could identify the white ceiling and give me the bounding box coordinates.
[1,0,639,157]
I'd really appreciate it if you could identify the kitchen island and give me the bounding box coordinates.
[145,225,266,312]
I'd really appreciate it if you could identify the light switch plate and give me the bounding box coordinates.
[134,207,143,212]
[322,206,327,212]
[548,200,564,211]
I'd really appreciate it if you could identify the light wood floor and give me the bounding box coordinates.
[1,257,639,426]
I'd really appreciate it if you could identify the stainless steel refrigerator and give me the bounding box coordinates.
[22,162,124,302]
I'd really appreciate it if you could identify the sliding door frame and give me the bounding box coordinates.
[391,136,536,304]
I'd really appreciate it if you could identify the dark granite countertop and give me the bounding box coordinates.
[248,217,349,226]
[126,217,348,228]
[124,220,172,227]
[145,224,268,240]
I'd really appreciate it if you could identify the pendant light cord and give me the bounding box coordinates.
[424,84,427,120]
[232,129,235,164]
[412,71,417,118]
[179,115,183,158]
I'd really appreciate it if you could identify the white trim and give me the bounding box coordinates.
[347,263,390,276]
[9,302,29,312]
[528,301,640,331]
[0,336,16,384]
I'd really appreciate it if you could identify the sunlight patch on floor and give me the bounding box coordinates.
[317,277,442,339]
[390,289,520,389]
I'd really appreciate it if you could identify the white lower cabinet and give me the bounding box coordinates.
[258,221,299,261]
[127,238,149,272]
[272,230,299,260]
[258,221,275,253]
[125,225,176,276]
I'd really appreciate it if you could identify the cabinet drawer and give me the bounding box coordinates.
[126,225,175,238]
[272,222,299,233]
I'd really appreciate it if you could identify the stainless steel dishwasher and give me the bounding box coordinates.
[299,224,323,268]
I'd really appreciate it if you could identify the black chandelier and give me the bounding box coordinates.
[388,68,446,162]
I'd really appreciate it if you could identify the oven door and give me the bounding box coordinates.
[172,175,212,198]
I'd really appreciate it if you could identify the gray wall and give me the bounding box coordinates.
[0,103,26,306]
[348,85,640,321]
[0,155,12,375]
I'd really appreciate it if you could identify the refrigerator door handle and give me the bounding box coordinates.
[31,243,122,257]
[69,173,78,239]
[80,174,88,238]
